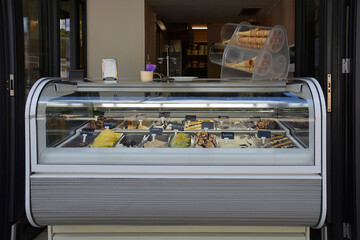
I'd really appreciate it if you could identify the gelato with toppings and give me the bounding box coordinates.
[252,119,279,129]
[185,119,214,130]
[258,135,297,148]
[194,131,217,148]
[154,120,173,130]
[185,120,202,130]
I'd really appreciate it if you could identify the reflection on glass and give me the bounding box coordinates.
[60,0,70,78]
[23,0,40,97]
[38,88,312,152]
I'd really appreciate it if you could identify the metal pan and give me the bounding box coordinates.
[115,134,146,148]
[169,132,193,148]
[218,134,258,148]
[193,132,219,148]
[141,134,171,148]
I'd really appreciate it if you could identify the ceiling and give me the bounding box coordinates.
[147,0,281,24]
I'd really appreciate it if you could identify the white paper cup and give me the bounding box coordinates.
[140,71,154,82]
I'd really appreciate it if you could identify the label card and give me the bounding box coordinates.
[221,132,235,139]
[201,121,214,129]
[172,123,184,131]
[159,112,170,118]
[185,115,197,121]
[258,130,271,139]
[150,127,163,135]
[81,128,95,135]
[103,121,117,129]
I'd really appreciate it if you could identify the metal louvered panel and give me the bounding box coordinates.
[52,233,307,240]
[31,178,321,226]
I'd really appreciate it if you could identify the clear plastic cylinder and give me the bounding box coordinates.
[209,43,227,65]
[220,23,239,43]
[209,22,289,80]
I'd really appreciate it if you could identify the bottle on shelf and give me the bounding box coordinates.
[186,47,192,55]
[199,45,205,55]
[192,44,198,55]
[191,60,198,68]
[146,54,151,65]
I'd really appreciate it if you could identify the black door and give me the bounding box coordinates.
[2,0,86,238]
[294,0,360,239]
[328,0,360,239]
[1,0,45,239]
[0,0,10,238]
[346,0,360,239]
[313,0,360,239]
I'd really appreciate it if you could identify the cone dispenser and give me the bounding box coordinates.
[209,22,290,80]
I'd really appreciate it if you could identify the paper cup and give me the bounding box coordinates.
[140,71,154,82]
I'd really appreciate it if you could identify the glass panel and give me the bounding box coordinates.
[23,0,40,97]
[59,0,70,78]
[79,2,84,69]
[36,80,314,166]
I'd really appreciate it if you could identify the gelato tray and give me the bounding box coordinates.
[282,120,309,130]
[121,120,152,130]
[89,129,122,148]
[250,119,280,130]
[116,134,145,148]
[169,132,192,148]
[217,120,251,130]
[194,131,218,148]
[142,134,170,148]
[62,133,98,148]
[152,120,181,130]
[86,117,123,130]
[256,135,298,148]
[185,119,215,130]
[218,134,257,148]
[293,132,309,148]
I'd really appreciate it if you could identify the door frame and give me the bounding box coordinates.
[348,0,360,238]
[0,0,10,238]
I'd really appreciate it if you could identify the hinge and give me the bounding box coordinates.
[9,74,14,96]
[343,222,351,239]
[327,74,331,112]
[342,58,351,73]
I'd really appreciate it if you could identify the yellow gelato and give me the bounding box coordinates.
[170,132,191,148]
[90,129,121,148]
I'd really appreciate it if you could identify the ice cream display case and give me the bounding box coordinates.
[25,77,326,228]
